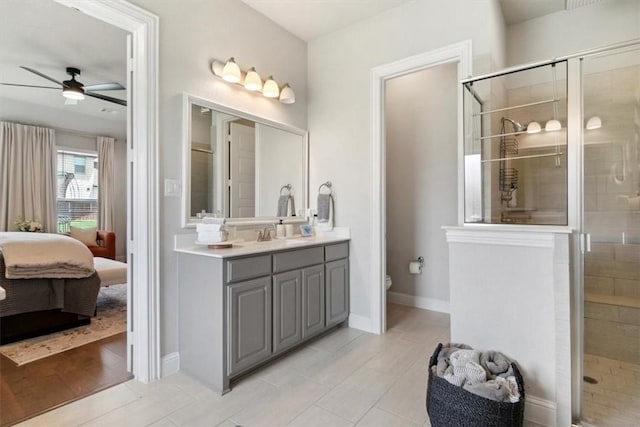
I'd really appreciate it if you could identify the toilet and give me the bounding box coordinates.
[385,274,392,290]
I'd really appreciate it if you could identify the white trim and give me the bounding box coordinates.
[370,40,472,335]
[444,227,564,248]
[386,291,450,314]
[525,395,557,426]
[347,313,374,333]
[161,352,181,377]
[55,0,160,383]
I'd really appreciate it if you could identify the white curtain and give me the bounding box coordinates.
[0,121,57,232]
[97,136,115,231]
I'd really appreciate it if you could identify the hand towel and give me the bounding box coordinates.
[317,193,334,231]
[277,195,296,216]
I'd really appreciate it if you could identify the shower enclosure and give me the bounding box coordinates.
[580,46,640,426]
[462,41,640,425]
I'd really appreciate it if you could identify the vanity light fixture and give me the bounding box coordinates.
[222,58,241,83]
[210,58,295,104]
[545,119,562,132]
[526,121,541,134]
[586,116,602,130]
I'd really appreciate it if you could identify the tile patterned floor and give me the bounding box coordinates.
[18,304,448,427]
[17,304,548,427]
[582,353,640,427]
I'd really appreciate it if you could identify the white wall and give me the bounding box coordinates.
[506,0,640,66]
[130,0,308,357]
[385,63,457,306]
[0,98,127,260]
[307,0,504,322]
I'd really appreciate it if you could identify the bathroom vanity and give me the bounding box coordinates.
[175,235,350,393]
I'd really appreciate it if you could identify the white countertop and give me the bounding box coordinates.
[174,227,350,259]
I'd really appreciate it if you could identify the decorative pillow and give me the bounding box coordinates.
[70,226,98,247]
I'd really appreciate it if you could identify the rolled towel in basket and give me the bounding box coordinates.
[480,351,513,378]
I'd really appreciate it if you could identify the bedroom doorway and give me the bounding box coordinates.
[0,0,158,424]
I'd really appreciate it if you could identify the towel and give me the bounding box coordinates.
[480,351,513,379]
[277,195,296,217]
[317,193,334,231]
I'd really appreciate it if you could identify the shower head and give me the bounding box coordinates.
[502,117,527,133]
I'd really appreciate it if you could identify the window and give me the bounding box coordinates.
[56,150,99,232]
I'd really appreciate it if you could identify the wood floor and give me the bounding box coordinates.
[0,332,132,426]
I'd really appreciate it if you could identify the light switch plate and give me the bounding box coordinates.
[164,179,181,197]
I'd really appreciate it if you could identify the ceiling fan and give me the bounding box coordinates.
[1,66,127,106]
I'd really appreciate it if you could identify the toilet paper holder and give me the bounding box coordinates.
[409,256,425,274]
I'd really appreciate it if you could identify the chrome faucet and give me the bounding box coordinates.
[257,224,275,242]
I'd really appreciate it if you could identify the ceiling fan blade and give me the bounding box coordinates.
[20,66,64,86]
[0,82,60,90]
[85,91,127,106]
[84,82,126,91]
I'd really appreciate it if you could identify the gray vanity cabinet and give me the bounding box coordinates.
[272,270,302,354]
[326,258,349,328]
[177,239,349,395]
[302,264,325,339]
[227,276,272,375]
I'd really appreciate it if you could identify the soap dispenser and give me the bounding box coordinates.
[276,219,285,239]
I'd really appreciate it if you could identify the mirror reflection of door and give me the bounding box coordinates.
[228,122,255,217]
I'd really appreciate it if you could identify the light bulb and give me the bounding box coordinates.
[244,67,262,91]
[62,86,84,100]
[262,76,280,98]
[222,57,241,83]
[526,121,541,134]
[279,84,295,104]
[545,119,561,132]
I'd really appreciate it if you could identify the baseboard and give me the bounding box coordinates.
[386,291,450,313]
[525,395,556,426]
[161,352,180,377]
[348,313,374,333]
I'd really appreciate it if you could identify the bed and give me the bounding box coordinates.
[0,232,101,345]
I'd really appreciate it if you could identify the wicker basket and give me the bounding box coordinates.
[426,343,525,427]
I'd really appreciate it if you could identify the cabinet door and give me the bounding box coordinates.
[227,276,272,376]
[326,258,349,327]
[273,270,302,354]
[302,264,325,339]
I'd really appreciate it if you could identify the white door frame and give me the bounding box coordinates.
[369,41,472,334]
[55,0,160,383]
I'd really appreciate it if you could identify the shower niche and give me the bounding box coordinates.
[463,61,568,225]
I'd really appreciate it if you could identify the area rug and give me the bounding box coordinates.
[0,284,127,366]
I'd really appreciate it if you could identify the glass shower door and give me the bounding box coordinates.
[581,47,640,426]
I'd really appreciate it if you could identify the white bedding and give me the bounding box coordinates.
[0,232,94,279]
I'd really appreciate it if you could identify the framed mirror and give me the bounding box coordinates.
[181,93,308,227]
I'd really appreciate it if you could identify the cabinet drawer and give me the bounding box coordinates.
[273,246,324,273]
[325,242,349,262]
[226,255,271,283]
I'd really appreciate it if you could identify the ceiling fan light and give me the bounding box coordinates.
[545,119,561,132]
[222,57,241,83]
[586,116,602,130]
[279,83,295,104]
[244,67,262,91]
[63,85,84,100]
[262,76,279,98]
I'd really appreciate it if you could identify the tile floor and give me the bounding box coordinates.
[17,304,447,427]
[582,353,640,426]
[17,304,544,427]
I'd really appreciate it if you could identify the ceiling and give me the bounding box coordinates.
[241,0,603,41]
[0,0,128,124]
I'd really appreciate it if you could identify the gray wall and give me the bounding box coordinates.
[385,63,458,304]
